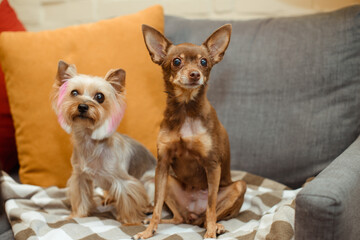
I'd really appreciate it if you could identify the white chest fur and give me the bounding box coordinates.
[179,118,212,157]
[180,118,207,138]
[158,118,213,158]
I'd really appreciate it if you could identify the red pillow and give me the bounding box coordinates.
[0,0,25,172]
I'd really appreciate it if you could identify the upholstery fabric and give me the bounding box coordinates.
[165,5,360,188]
[0,5,165,187]
[295,136,360,239]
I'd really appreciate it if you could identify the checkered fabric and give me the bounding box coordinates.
[1,171,300,240]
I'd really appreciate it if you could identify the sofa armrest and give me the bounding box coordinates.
[0,215,13,240]
[295,135,360,239]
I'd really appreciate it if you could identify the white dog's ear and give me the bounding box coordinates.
[105,68,126,93]
[53,61,76,135]
[56,60,77,86]
[142,24,172,65]
[202,24,232,64]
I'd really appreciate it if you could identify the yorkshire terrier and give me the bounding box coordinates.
[52,60,156,224]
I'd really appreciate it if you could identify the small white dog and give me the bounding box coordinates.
[52,60,155,224]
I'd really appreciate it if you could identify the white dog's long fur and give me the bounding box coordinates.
[52,61,156,224]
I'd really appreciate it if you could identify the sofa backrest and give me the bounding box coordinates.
[165,5,360,188]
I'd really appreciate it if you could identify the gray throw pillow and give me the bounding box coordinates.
[164,5,360,188]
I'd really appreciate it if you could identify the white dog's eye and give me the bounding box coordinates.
[71,90,79,97]
[94,92,105,104]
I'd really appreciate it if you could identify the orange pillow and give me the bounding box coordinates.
[0,5,165,187]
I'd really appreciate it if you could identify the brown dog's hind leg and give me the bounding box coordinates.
[202,180,246,237]
[216,180,247,221]
[161,177,246,237]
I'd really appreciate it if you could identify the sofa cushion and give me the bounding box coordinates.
[0,5,165,187]
[165,5,360,188]
[0,0,25,173]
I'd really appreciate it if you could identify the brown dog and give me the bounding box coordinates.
[134,24,247,239]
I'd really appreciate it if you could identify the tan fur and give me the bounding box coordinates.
[52,61,156,224]
[134,25,247,239]
[174,86,200,103]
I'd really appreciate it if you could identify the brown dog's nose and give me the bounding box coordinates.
[78,104,89,113]
[189,71,200,82]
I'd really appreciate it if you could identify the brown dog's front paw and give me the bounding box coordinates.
[204,223,225,238]
[132,229,156,240]
[215,223,225,235]
[204,229,216,239]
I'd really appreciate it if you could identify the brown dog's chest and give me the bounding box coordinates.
[158,117,213,189]
[170,153,208,189]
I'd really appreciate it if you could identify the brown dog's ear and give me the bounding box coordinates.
[105,68,126,93]
[202,24,232,64]
[142,24,172,65]
[56,60,77,86]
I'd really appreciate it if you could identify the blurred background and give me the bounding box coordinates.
[7,0,360,31]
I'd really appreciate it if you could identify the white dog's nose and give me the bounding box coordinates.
[78,104,89,113]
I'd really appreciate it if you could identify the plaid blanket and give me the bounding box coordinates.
[1,171,300,240]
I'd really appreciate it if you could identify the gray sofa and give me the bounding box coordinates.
[2,5,360,239]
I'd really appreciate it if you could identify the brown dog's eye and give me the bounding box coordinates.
[200,58,207,67]
[173,58,181,67]
[94,93,105,104]
[71,90,79,97]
